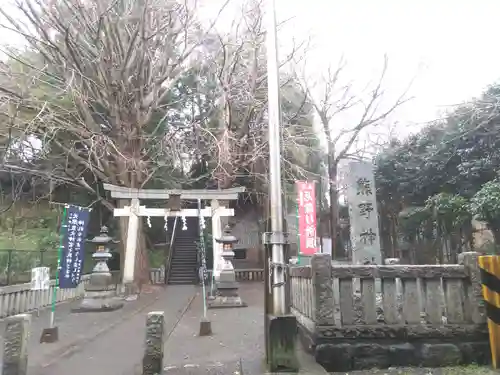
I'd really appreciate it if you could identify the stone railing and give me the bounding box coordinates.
[0,269,166,319]
[206,268,264,282]
[149,268,165,284]
[290,252,488,371]
[0,275,90,318]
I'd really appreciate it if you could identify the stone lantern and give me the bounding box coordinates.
[73,226,123,312]
[207,225,246,308]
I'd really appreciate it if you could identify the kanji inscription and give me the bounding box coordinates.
[346,161,382,266]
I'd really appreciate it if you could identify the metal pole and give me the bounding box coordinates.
[197,199,208,320]
[266,0,286,315]
[51,205,68,328]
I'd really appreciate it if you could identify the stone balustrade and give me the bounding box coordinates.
[290,252,489,371]
[0,269,168,319]
[0,276,89,318]
[206,268,264,282]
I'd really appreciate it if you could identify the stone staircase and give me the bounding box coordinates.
[168,217,199,285]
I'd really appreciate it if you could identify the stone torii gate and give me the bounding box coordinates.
[102,184,246,286]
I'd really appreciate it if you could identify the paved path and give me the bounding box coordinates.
[0,283,325,375]
[1,285,195,375]
[162,283,265,374]
[161,283,327,375]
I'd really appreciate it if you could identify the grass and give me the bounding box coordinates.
[0,202,168,284]
[339,365,495,375]
[442,364,496,375]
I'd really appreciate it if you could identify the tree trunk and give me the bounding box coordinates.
[135,219,151,287]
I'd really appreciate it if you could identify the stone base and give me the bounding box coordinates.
[314,341,491,372]
[207,295,247,309]
[199,318,212,336]
[40,326,59,343]
[266,314,299,372]
[72,291,124,313]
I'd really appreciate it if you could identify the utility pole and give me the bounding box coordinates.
[264,0,298,371]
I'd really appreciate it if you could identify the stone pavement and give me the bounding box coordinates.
[0,285,197,375]
[161,283,327,375]
[162,283,264,373]
[0,283,326,375]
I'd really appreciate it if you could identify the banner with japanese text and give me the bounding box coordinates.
[296,181,318,256]
[59,206,91,289]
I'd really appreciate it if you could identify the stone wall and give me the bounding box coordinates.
[290,252,490,371]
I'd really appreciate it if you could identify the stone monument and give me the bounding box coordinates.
[346,161,383,291]
[143,311,165,375]
[3,314,30,375]
[73,226,123,312]
[207,225,247,308]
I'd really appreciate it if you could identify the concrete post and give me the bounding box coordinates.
[459,252,486,324]
[311,254,335,326]
[2,314,31,375]
[142,311,165,375]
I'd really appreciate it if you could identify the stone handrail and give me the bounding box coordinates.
[0,275,89,318]
[206,268,264,282]
[289,252,489,371]
[0,269,167,319]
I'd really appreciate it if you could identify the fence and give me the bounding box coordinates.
[0,250,167,286]
[206,269,264,282]
[0,269,165,319]
[0,249,96,286]
[290,252,489,371]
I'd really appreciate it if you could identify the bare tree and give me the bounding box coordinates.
[297,56,412,258]
[197,0,319,215]
[0,0,228,287]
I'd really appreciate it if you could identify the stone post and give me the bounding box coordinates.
[2,314,31,375]
[385,258,401,294]
[142,311,165,375]
[311,254,334,326]
[459,251,486,324]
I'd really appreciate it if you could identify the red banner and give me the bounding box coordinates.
[296,181,318,256]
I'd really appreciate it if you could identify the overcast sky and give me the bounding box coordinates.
[241,0,500,137]
[3,0,500,140]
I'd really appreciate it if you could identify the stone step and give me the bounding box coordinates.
[170,270,197,275]
[167,280,197,285]
[168,271,197,277]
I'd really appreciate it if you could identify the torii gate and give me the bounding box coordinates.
[103,184,246,285]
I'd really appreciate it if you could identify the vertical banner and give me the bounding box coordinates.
[59,206,91,289]
[296,181,318,256]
